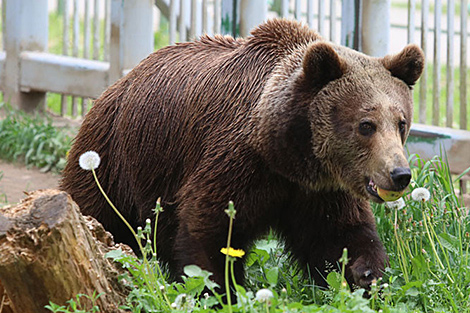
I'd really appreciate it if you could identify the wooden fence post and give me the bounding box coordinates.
[361,0,390,57]
[3,0,48,112]
[109,0,154,85]
[341,0,361,51]
[239,0,266,37]
[221,0,238,36]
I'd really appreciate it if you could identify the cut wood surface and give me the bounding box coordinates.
[0,189,131,313]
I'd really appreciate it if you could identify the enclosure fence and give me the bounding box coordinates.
[0,1,469,182]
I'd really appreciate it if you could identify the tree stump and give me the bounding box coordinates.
[0,189,131,313]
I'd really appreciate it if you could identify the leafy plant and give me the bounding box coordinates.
[45,292,102,313]
[0,103,75,172]
[50,151,470,312]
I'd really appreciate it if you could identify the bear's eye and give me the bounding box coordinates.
[358,121,376,136]
[399,120,407,134]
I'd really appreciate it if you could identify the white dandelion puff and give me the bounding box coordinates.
[385,198,406,210]
[411,187,430,202]
[255,288,273,303]
[79,151,101,170]
[173,293,195,311]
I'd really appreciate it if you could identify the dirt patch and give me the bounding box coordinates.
[0,161,60,205]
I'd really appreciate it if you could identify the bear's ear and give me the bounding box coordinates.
[302,42,345,87]
[381,44,425,86]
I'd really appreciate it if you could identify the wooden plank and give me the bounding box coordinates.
[407,124,470,175]
[329,0,336,43]
[307,0,314,27]
[83,0,91,117]
[179,0,187,41]
[93,0,100,60]
[202,0,208,33]
[190,0,197,39]
[72,0,80,118]
[19,52,109,99]
[214,0,221,34]
[169,0,177,44]
[407,0,416,43]
[432,0,441,126]
[61,0,70,117]
[294,0,301,20]
[121,0,154,70]
[418,0,428,124]
[446,0,454,128]
[460,0,468,130]
[104,0,111,62]
[109,0,123,84]
[2,0,48,111]
[318,0,325,35]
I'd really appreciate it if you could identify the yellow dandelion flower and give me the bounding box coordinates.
[220,247,245,258]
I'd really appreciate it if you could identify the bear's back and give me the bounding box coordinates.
[61,19,319,235]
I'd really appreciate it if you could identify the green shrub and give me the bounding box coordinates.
[0,103,75,173]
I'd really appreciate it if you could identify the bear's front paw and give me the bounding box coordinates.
[349,256,383,289]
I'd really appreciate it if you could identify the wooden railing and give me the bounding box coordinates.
[0,0,469,185]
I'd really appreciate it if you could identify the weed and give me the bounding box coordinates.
[45,292,102,313]
[48,151,470,312]
[0,103,75,173]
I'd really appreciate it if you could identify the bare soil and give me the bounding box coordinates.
[0,161,60,205]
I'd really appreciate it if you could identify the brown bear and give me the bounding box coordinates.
[61,19,424,289]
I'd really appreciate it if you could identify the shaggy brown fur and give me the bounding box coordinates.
[61,19,424,289]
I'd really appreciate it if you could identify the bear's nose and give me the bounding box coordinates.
[390,167,411,190]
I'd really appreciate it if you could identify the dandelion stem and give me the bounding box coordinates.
[421,206,454,284]
[394,209,409,283]
[224,207,235,312]
[91,169,172,309]
[91,169,143,252]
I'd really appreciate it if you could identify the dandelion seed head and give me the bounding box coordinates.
[79,151,101,170]
[385,198,406,210]
[255,288,273,303]
[174,293,195,311]
[146,218,151,224]
[411,187,430,202]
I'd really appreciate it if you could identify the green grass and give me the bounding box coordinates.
[0,103,75,173]
[46,152,470,312]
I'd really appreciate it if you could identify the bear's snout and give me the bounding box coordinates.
[390,167,411,191]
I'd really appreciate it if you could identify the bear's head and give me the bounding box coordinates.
[252,41,424,202]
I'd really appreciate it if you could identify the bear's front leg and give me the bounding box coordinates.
[279,190,388,289]
[337,221,389,288]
